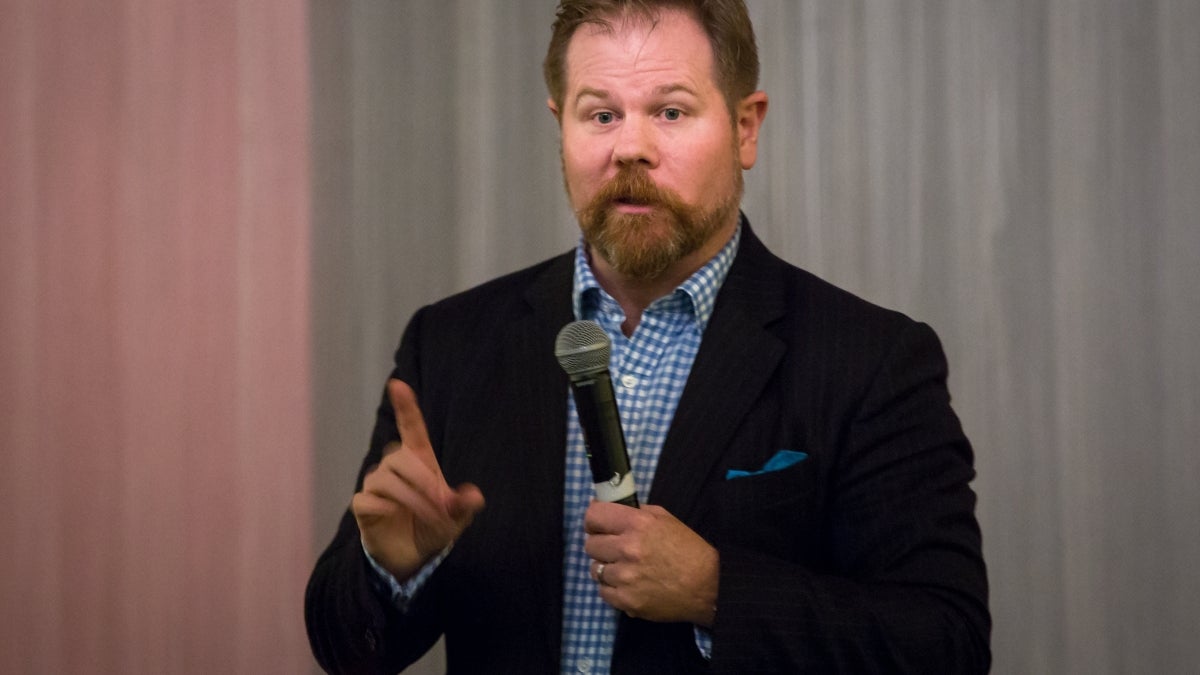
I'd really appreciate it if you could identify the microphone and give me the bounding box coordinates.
[554,320,639,508]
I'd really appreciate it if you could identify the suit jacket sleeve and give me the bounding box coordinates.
[707,319,990,673]
[304,252,574,675]
[305,306,449,675]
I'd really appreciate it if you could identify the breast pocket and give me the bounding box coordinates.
[716,459,823,564]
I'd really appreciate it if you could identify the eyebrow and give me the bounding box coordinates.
[574,87,610,106]
[652,83,700,98]
[573,83,700,107]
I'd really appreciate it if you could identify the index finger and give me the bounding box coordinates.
[388,378,433,454]
[584,499,635,535]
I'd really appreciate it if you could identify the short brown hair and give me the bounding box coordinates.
[544,0,759,113]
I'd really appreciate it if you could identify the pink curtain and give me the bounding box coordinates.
[0,2,313,672]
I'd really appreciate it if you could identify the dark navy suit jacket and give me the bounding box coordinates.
[305,222,990,673]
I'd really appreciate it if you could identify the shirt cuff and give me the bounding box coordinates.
[694,625,713,660]
[361,541,452,612]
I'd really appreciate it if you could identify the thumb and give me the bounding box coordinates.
[446,482,486,524]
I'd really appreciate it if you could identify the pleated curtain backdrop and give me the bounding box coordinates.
[0,1,313,673]
[310,2,1199,674]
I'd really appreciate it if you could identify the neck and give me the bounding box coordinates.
[588,220,737,337]
[590,265,676,337]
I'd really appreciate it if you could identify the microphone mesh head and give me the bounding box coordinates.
[554,320,611,376]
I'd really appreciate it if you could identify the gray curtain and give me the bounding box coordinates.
[309,1,1200,673]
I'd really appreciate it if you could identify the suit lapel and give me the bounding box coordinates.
[503,254,575,503]
[648,226,788,523]
[507,254,574,657]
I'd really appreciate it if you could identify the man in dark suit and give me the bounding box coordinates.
[305,1,990,673]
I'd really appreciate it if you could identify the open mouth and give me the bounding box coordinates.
[615,196,652,206]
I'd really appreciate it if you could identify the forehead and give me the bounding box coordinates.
[562,9,718,100]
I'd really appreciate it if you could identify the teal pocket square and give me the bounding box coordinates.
[725,450,809,479]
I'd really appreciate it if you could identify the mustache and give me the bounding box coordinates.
[587,166,684,212]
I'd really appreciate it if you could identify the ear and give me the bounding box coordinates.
[547,97,562,125]
[735,91,769,170]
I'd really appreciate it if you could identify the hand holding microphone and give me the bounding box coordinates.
[557,322,721,623]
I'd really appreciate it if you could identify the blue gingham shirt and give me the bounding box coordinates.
[365,224,742,672]
[560,225,740,675]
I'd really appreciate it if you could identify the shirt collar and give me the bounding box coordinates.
[572,217,742,331]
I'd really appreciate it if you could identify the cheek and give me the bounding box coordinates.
[667,133,730,185]
[699,142,740,191]
[562,128,606,168]
[562,149,607,203]
[669,155,727,203]
[561,163,593,206]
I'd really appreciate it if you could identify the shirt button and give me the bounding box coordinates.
[578,657,593,673]
[620,374,638,388]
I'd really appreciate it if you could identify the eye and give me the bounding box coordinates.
[661,108,683,121]
[594,111,616,125]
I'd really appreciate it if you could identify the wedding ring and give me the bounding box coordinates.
[595,562,607,586]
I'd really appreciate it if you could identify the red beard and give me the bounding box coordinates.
[577,165,741,281]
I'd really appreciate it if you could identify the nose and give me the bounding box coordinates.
[612,115,658,168]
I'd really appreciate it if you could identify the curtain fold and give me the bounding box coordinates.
[0,1,313,673]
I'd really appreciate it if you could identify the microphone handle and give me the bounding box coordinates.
[569,371,639,508]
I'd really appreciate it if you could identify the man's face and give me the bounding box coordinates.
[551,10,762,281]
